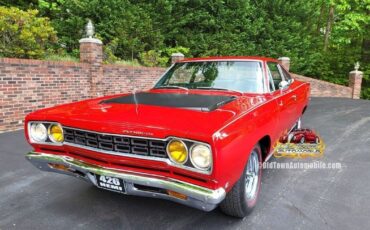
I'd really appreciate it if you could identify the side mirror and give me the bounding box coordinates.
[279,80,289,90]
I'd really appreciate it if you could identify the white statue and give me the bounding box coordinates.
[86,19,94,38]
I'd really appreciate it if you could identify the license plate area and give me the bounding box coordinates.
[95,175,126,193]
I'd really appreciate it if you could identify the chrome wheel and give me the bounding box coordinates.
[245,151,259,200]
[220,144,262,217]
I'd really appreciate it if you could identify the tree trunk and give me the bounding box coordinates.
[317,3,326,34]
[324,5,334,51]
[361,10,370,65]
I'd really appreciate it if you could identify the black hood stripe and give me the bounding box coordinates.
[101,93,236,112]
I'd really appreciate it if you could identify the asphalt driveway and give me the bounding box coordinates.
[1,97,370,230]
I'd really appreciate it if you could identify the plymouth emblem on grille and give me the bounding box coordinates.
[122,130,154,136]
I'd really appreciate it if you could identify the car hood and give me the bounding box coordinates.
[27,92,266,141]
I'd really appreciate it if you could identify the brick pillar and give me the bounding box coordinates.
[278,57,290,72]
[171,52,185,64]
[349,69,363,99]
[79,38,103,97]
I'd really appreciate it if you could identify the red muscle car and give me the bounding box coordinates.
[25,56,310,218]
[279,129,320,144]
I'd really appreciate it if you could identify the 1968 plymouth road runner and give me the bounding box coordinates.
[25,56,310,217]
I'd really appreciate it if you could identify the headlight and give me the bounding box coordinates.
[190,144,212,170]
[166,139,188,164]
[48,123,64,143]
[29,123,47,142]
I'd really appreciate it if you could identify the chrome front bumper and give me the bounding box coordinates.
[26,152,226,211]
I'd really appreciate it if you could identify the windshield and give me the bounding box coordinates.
[155,61,265,93]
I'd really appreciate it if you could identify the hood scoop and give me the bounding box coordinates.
[101,92,236,112]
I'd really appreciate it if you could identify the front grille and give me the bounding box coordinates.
[63,127,168,158]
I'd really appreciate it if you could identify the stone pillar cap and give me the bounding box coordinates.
[79,38,103,44]
[171,52,185,57]
[278,57,290,61]
[350,70,363,75]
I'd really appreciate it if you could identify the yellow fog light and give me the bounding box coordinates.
[48,123,64,143]
[167,139,188,164]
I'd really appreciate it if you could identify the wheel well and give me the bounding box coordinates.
[258,135,271,161]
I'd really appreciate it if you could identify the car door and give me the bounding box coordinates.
[279,65,307,117]
[267,62,297,133]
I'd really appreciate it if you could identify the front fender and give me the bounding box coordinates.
[211,100,278,192]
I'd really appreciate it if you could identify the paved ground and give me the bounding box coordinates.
[1,97,370,230]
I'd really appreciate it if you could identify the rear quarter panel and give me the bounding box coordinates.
[292,79,310,114]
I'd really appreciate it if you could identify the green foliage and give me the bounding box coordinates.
[114,59,142,67]
[139,46,190,67]
[0,0,38,10]
[0,6,57,58]
[2,0,369,98]
[139,50,168,67]
[44,53,79,62]
[162,46,191,58]
[41,0,163,60]
[103,38,120,64]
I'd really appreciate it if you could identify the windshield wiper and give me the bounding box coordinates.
[154,85,189,91]
[195,87,243,95]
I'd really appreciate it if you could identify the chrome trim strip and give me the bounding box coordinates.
[64,142,212,175]
[26,151,225,211]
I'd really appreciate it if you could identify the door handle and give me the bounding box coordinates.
[291,95,297,101]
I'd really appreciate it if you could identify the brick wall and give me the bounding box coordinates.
[101,65,164,95]
[292,73,352,98]
[0,58,165,133]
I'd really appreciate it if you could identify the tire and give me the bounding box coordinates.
[220,144,262,218]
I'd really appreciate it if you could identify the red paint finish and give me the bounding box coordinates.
[25,57,310,191]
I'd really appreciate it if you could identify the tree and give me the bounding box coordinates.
[0,6,57,58]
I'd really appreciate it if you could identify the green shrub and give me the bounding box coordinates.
[0,6,57,58]
[139,46,191,67]
[44,54,79,62]
[103,38,120,64]
[114,59,142,67]
[162,46,190,58]
[139,50,168,67]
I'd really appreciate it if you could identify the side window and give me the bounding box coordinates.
[267,62,283,91]
[279,65,292,82]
